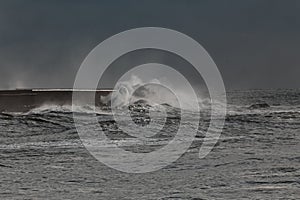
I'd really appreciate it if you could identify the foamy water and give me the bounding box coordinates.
[0,89,299,199]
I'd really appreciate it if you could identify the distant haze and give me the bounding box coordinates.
[0,0,299,89]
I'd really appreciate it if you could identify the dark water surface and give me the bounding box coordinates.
[0,89,299,199]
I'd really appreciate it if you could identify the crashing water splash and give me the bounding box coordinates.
[101,75,204,111]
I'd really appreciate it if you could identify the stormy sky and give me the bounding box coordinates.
[0,0,299,90]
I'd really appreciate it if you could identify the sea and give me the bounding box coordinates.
[0,89,299,199]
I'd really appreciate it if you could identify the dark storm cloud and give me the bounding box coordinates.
[0,0,299,89]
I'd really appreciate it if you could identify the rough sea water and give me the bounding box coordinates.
[0,89,299,199]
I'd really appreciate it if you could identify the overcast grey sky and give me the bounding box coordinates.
[0,0,299,89]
